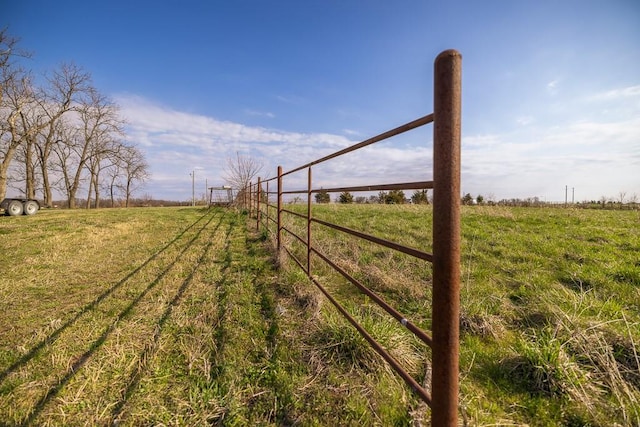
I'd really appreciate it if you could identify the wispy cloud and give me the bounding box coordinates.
[591,85,640,101]
[516,116,534,126]
[244,109,276,118]
[462,115,640,201]
[275,94,305,105]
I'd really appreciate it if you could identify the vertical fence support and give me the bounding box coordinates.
[277,166,283,254]
[266,180,270,227]
[307,167,312,275]
[248,182,253,216]
[257,177,262,231]
[243,185,248,212]
[432,49,462,426]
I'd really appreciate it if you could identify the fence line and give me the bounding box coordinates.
[245,49,461,425]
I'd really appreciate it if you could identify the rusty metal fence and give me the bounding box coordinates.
[245,50,461,425]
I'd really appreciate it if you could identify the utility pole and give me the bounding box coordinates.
[572,187,575,204]
[565,185,568,207]
[191,170,195,207]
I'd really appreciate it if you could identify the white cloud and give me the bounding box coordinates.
[118,95,351,151]
[116,94,639,203]
[461,115,640,201]
[116,95,359,199]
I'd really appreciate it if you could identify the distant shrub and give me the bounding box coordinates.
[315,188,330,203]
[411,190,429,205]
[338,191,353,204]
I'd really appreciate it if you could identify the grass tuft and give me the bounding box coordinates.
[306,306,422,377]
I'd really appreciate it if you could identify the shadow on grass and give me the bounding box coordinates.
[0,210,211,385]
[208,216,236,385]
[110,212,229,422]
[13,210,223,426]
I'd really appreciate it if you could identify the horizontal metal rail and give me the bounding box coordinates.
[306,269,432,405]
[316,180,434,194]
[281,208,307,220]
[311,247,433,347]
[283,245,305,273]
[312,217,434,262]
[265,215,277,226]
[283,114,434,177]
[281,180,433,196]
[281,226,307,247]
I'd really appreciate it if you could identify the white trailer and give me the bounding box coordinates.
[1,198,40,216]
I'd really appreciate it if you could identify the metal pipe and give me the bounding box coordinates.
[277,166,283,254]
[283,114,434,177]
[257,177,262,231]
[266,180,270,228]
[311,247,433,347]
[431,49,462,426]
[307,167,312,275]
[307,273,432,405]
[313,181,434,194]
[312,217,433,262]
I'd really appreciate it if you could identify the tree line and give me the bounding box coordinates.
[0,29,149,209]
[314,189,430,204]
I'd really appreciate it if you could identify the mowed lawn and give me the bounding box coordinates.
[0,207,301,425]
[0,205,639,426]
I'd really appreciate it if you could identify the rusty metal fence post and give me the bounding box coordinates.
[256,177,262,231]
[266,180,270,228]
[277,166,283,254]
[431,49,462,426]
[246,183,250,214]
[243,185,248,212]
[248,182,253,216]
[307,167,312,275]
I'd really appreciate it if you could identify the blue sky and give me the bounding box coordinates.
[4,0,639,202]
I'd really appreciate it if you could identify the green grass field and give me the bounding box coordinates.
[0,205,638,425]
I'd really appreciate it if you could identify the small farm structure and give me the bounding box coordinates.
[208,186,234,207]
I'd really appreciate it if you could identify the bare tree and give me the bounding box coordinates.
[1,28,30,105]
[52,87,124,208]
[1,43,83,203]
[599,195,609,209]
[121,145,149,207]
[1,31,144,209]
[0,30,34,201]
[106,159,122,207]
[0,29,30,72]
[0,71,38,201]
[85,138,122,209]
[35,63,91,207]
[223,152,263,207]
[224,152,263,189]
[618,191,627,207]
